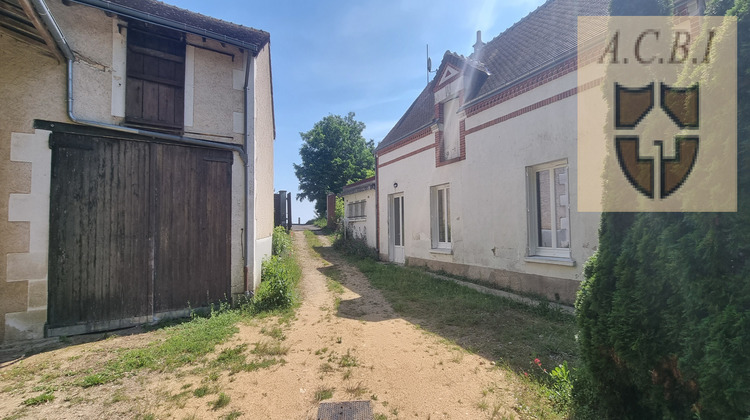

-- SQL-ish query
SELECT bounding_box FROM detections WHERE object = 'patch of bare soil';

[0,230,518,419]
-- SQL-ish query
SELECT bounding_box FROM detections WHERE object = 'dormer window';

[125,23,185,132]
[441,97,461,161]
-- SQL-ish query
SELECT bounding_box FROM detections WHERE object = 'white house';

[375,0,605,304]
[0,0,274,343]
[374,0,708,305]
[341,176,377,249]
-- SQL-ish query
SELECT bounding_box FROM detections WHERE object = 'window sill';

[430,247,453,255]
[524,256,576,267]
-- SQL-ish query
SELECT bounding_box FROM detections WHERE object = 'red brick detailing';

[433,118,467,168]
[459,119,466,158]
[379,143,436,168]
[436,156,463,167]
[376,126,433,157]
[434,130,443,166]
[464,78,603,136]
[465,56,578,117]
[435,102,443,121]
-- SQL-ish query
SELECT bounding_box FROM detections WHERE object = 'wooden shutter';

[125,25,185,131]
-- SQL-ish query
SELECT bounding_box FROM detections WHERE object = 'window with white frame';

[430,184,451,249]
[347,200,366,218]
[527,160,570,258]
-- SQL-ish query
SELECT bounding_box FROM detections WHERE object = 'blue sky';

[164,0,547,222]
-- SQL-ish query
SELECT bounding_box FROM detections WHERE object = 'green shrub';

[573,1,750,418]
[312,217,327,228]
[272,225,292,257]
[332,231,378,260]
[253,255,299,313]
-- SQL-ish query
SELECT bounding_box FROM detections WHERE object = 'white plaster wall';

[377,74,601,283]
[255,236,272,291]
[460,93,599,281]
[379,134,434,166]
[50,1,116,123]
[189,35,245,144]
[253,43,275,241]
[342,188,377,249]
[466,72,579,131]
[251,43,275,290]
[5,130,52,341]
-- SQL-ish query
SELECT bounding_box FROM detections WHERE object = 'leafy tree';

[294,112,374,215]
[575,0,750,418]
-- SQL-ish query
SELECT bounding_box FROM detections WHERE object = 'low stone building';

[1,0,274,343]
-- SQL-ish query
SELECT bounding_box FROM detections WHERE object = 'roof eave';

[70,0,262,54]
[375,120,435,154]
[463,48,578,111]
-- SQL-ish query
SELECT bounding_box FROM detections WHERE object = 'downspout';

[30,0,248,164]
[375,154,380,257]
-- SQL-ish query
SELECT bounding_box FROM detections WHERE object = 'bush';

[333,231,378,260]
[312,217,327,228]
[272,225,292,257]
[573,1,750,418]
[252,255,299,313]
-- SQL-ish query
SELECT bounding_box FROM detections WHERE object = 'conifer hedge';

[574,1,749,418]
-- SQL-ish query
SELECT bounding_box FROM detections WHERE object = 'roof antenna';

[426,44,436,84]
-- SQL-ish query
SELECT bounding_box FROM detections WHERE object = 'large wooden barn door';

[152,144,232,313]
[48,133,232,335]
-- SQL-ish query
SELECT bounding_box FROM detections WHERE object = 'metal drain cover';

[317,400,373,420]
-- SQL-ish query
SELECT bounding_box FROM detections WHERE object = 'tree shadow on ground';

[311,241,579,376]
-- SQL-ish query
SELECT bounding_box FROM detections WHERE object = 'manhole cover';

[317,400,373,420]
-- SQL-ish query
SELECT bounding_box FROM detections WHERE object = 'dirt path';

[215,229,516,419]
[0,229,518,419]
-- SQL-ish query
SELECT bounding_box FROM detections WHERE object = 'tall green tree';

[575,0,750,418]
[294,112,375,215]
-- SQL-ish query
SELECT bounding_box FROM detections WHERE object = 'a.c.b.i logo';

[577,16,736,212]
[614,82,699,199]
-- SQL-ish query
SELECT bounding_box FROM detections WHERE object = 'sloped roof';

[71,0,269,53]
[375,0,609,153]
[376,81,436,152]
[473,0,608,97]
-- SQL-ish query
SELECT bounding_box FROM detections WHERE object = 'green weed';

[22,392,54,406]
[210,392,230,410]
[314,387,334,402]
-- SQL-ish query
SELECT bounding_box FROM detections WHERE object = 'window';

[125,23,186,131]
[527,160,570,258]
[430,184,451,249]
[441,98,461,161]
[347,200,365,218]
